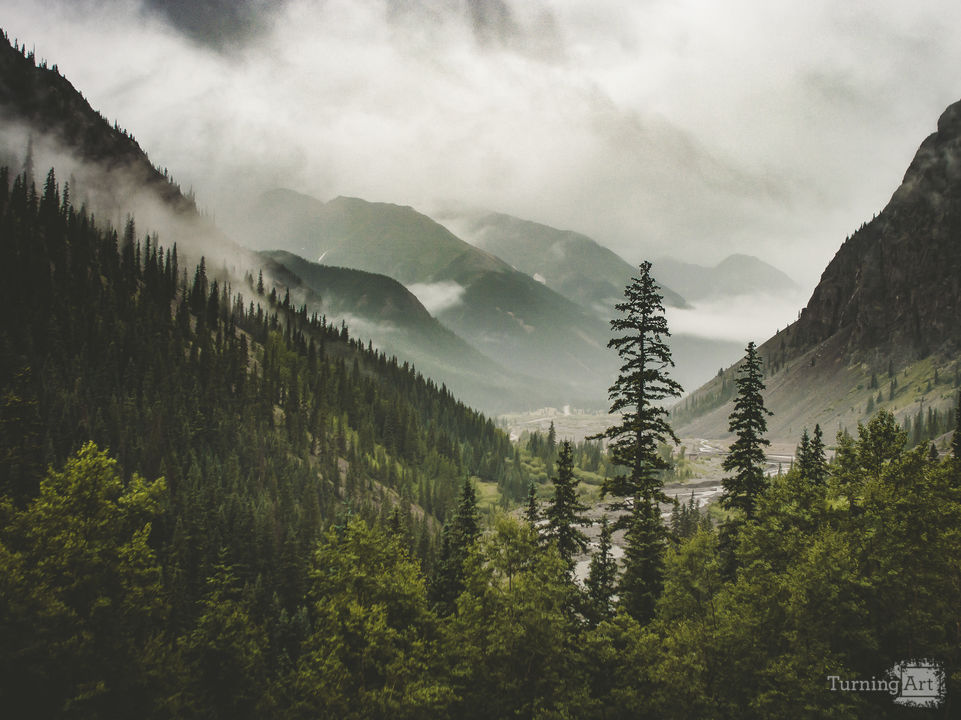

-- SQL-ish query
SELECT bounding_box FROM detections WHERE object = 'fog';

[666,290,809,344]
[407,281,468,315]
[5,0,961,307]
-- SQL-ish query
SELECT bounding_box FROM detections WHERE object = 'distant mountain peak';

[652,253,798,303]
[444,209,689,310]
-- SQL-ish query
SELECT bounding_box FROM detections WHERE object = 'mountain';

[0,36,189,212]
[0,37,550,414]
[232,190,619,407]
[437,209,750,395]
[239,190,508,285]
[675,99,961,443]
[442,211,687,314]
[261,250,548,412]
[0,31,304,298]
[652,254,798,303]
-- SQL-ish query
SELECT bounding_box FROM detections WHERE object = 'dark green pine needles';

[721,341,772,518]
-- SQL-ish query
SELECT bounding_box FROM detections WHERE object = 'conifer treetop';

[721,341,771,517]
[594,261,683,506]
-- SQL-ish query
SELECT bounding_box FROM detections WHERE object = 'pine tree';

[524,480,540,527]
[592,261,681,622]
[809,424,827,485]
[593,261,683,507]
[721,341,771,518]
[619,492,666,623]
[452,476,480,548]
[544,441,589,570]
[431,476,480,614]
[796,428,811,476]
[585,517,617,624]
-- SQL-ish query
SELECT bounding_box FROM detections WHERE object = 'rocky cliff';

[676,99,961,442]
[790,100,961,361]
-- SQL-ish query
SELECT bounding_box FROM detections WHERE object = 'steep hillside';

[652,254,798,302]
[236,189,619,407]
[238,189,509,284]
[676,99,961,444]
[0,31,296,292]
[0,34,189,211]
[262,250,548,412]
[0,35,551,414]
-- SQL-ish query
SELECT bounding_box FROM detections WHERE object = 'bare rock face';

[788,99,961,363]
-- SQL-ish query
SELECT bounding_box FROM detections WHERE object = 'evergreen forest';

[2,165,961,719]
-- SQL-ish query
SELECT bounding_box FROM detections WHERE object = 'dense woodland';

[1,165,961,719]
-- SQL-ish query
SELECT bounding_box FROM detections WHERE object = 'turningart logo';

[827,658,945,709]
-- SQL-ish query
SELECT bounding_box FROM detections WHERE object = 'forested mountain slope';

[3,29,961,720]
[0,162,533,712]
[262,250,545,412]
[0,33,555,413]
[237,189,618,407]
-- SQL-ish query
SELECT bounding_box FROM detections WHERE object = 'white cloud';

[407,281,467,315]
[4,0,961,293]
[666,289,809,344]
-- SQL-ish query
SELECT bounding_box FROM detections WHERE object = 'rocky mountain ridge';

[676,98,961,443]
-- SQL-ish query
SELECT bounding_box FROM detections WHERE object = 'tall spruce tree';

[721,341,771,518]
[593,261,683,507]
[796,428,811,475]
[544,441,589,570]
[593,261,681,622]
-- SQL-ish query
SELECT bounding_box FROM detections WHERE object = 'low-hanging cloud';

[666,288,809,344]
[407,281,467,316]
[5,0,961,293]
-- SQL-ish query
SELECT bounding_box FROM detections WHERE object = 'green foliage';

[796,424,827,485]
[524,479,539,526]
[544,440,589,569]
[585,517,618,625]
[856,409,906,481]
[178,555,270,718]
[594,261,683,507]
[0,443,170,718]
[445,515,583,719]
[619,494,668,623]
[953,391,961,459]
[722,341,771,518]
[430,477,480,615]
[292,519,449,719]
[669,491,710,540]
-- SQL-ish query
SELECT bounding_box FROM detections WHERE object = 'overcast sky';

[6,0,961,295]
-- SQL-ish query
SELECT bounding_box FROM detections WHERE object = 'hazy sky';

[6,0,961,295]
